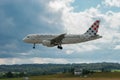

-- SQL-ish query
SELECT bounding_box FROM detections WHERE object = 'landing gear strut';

[33,43,35,49]
[57,45,63,50]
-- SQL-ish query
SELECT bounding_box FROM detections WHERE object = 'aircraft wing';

[51,33,66,45]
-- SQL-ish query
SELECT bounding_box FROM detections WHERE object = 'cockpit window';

[27,36,30,38]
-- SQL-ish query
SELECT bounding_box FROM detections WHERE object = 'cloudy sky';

[0,0,120,64]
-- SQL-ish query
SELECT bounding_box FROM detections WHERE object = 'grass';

[0,78,23,80]
[111,69,120,72]
[90,72,120,78]
[0,72,120,80]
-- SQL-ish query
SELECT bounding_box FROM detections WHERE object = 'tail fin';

[85,20,100,37]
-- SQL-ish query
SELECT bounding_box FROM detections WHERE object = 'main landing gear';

[57,45,63,50]
[33,43,35,49]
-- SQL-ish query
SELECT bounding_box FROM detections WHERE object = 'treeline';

[0,62,120,77]
[0,71,26,78]
[0,64,72,77]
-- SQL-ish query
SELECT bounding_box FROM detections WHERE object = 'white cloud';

[49,0,74,13]
[32,57,68,64]
[114,45,120,50]
[104,11,120,29]
[65,49,74,54]
[103,0,120,7]
[48,0,104,53]
[0,59,6,64]
[64,43,100,54]
[48,0,120,53]
[1,0,120,64]
[98,12,120,46]
[0,58,69,64]
[0,58,24,64]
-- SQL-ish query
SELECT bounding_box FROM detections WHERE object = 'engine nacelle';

[42,40,53,47]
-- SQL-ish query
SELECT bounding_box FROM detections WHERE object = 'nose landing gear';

[33,43,35,49]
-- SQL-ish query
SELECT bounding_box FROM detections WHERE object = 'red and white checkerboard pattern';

[85,20,100,36]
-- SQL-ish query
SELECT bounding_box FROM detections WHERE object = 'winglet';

[85,20,100,36]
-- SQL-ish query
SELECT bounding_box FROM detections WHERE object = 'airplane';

[23,20,102,49]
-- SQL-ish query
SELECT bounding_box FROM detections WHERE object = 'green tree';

[6,71,13,78]
[19,72,25,77]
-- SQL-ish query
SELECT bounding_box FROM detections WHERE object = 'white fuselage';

[23,20,102,49]
[23,34,101,47]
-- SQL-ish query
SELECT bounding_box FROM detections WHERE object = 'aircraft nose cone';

[23,38,27,42]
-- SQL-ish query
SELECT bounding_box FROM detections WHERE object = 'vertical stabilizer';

[85,20,100,37]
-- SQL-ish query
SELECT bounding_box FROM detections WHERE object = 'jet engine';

[42,40,52,47]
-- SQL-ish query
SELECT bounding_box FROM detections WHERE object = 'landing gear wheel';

[33,46,35,49]
[33,43,35,49]
[57,46,63,50]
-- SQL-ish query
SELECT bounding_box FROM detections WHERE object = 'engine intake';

[42,40,53,47]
